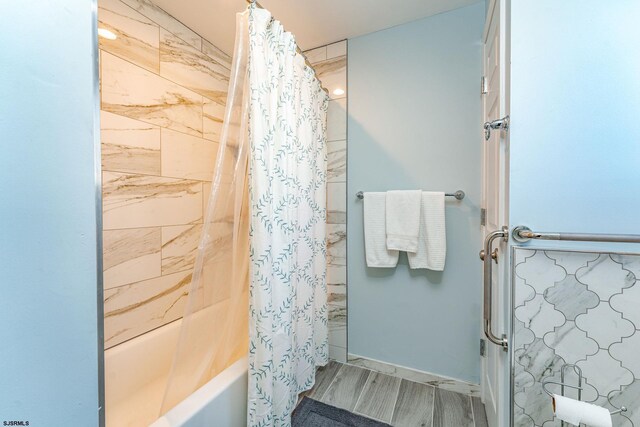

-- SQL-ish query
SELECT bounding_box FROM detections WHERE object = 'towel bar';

[513,226,640,244]
[356,190,465,200]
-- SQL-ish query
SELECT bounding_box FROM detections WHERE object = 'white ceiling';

[152,0,482,55]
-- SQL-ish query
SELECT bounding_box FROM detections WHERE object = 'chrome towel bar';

[356,190,465,200]
[513,226,640,244]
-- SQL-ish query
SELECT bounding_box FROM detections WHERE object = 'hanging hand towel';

[385,190,422,253]
[408,192,446,271]
[364,192,399,268]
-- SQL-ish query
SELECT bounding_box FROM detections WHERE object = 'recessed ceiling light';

[333,88,345,96]
[98,28,117,40]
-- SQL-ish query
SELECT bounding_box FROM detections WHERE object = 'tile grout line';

[157,18,161,75]
[354,373,405,424]
[100,50,227,137]
[350,368,373,413]
[351,371,393,425]
[431,387,437,427]
[387,377,403,425]
[105,312,182,350]
[100,47,224,104]
[101,108,221,145]
[201,64,205,155]
[100,45,343,148]
[470,395,476,427]
[317,363,345,402]
[103,166,213,183]
[103,222,205,233]
[159,114,163,184]
[104,268,192,293]
[145,37,231,102]
[113,0,231,71]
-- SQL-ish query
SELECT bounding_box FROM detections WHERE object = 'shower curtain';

[161,4,329,426]
[247,6,329,426]
[160,8,251,414]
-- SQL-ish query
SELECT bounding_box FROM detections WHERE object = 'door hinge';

[480,338,487,356]
[481,76,488,95]
[480,208,487,226]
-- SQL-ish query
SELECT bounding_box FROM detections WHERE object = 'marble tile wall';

[99,0,231,349]
[305,41,348,362]
[513,248,640,426]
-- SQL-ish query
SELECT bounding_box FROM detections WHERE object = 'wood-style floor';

[301,361,488,427]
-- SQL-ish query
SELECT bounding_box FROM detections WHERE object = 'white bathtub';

[105,319,248,427]
[151,357,247,427]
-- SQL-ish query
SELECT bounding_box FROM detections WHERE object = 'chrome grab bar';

[483,226,509,351]
[513,226,640,244]
[483,225,640,353]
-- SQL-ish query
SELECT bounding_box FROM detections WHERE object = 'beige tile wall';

[99,0,231,349]
[305,41,348,362]
[100,0,347,354]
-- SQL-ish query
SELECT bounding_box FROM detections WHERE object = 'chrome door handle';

[483,226,509,351]
[484,115,510,140]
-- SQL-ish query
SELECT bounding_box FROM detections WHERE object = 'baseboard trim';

[347,353,480,397]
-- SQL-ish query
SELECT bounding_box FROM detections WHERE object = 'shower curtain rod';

[245,0,329,94]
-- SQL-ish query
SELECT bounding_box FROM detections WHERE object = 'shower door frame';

[481,0,511,426]
[92,0,106,424]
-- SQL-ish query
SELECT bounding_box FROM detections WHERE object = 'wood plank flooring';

[302,361,488,427]
[306,360,342,400]
[433,388,474,427]
[392,379,435,427]
[471,397,489,427]
[321,363,371,411]
[354,371,402,423]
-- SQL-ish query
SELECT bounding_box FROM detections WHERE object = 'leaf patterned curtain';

[247,5,329,426]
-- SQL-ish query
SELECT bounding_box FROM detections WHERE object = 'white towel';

[408,192,446,271]
[385,190,422,252]
[364,192,399,268]
[552,395,612,427]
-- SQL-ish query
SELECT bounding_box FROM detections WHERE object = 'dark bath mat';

[292,397,392,427]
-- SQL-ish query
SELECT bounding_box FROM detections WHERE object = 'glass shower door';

[511,247,639,426]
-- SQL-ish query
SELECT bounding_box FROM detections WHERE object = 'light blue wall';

[510,1,640,245]
[347,2,485,383]
[0,0,103,424]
